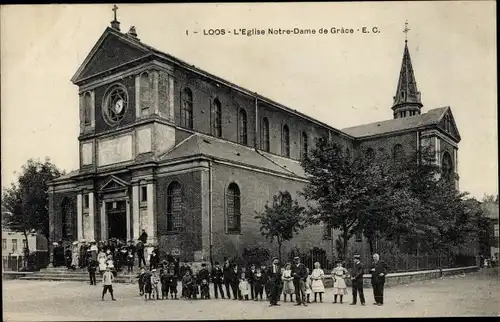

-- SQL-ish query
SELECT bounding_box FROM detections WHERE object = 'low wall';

[323,266,479,288]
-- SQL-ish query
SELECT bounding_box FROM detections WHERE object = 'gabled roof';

[159,134,306,179]
[341,107,449,138]
[71,27,350,139]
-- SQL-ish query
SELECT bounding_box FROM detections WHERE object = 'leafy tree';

[242,246,270,266]
[2,158,64,251]
[255,191,305,262]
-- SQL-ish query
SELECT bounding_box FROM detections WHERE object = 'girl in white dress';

[311,262,325,302]
[281,263,295,302]
[238,273,250,300]
[70,242,79,269]
[97,250,107,275]
[332,261,348,304]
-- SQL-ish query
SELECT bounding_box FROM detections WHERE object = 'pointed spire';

[391,21,422,119]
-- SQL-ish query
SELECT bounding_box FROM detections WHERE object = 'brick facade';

[47,24,464,264]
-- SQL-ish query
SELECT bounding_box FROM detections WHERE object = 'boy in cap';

[198,263,210,299]
[161,266,170,300]
[211,261,225,299]
[101,266,116,301]
[167,263,179,299]
[136,267,146,296]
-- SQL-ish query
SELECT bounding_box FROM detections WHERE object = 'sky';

[1,2,497,199]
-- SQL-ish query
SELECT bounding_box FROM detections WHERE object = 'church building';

[48,13,461,262]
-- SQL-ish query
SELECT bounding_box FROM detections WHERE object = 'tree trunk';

[278,240,282,264]
[342,230,348,260]
[22,230,30,269]
[368,238,374,255]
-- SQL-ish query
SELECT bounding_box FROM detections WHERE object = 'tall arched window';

[212,98,222,138]
[442,152,454,182]
[140,72,151,114]
[239,109,248,145]
[393,144,404,162]
[366,148,375,159]
[282,124,290,157]
[261,117,270,152]
[181,88,193,129]
[300,131,308,159]
[61,198,76,240]
[226,183,241,233]
[83,92,92,125]
[167,181,184,232]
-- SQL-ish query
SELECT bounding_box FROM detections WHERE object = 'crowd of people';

[51,232,389,306]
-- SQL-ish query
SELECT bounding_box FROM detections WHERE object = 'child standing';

[136,267,145,296]
[305,267,312,303]
[238,272,250,300]
[281,263,295,302]
[311,262,325,303]
[253,267,265,301]
[191,274,199,300]
[151,269,161,300]
[101,266,116,301]
[143,269,153,300]
[126,250,134,274]
[332,261,348,304]
[182,271,193,299]
[161,269,170,300]
[167,264,179,299]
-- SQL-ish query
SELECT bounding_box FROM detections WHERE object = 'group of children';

[133,259,350,304]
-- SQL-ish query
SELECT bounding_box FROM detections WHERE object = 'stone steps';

[19,267,140,283]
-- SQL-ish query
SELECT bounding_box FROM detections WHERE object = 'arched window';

[83,92,92,125]
[226,183,241,233]
[442,152,454,182]
[167,182,184,232]
[261,117,270,152]
[212,98,222,138]
[61,198,76,240]
[282,124,290,157]
[366,148,375,159]
[300,131,308,159]
[140,73,151,114]
[393,144,404,162]
[239,109,248,145]
[181,88,193,129]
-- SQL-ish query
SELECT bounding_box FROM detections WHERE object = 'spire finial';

[403,20,410,43]
[112,5,119,21]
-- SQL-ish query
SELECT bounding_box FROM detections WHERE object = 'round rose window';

[103,85,128,125]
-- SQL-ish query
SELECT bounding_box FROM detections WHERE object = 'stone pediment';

[100,175,129,192]
[71,28,151,84]
[438,107,461,142]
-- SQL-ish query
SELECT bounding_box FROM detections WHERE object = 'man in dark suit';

[292,256,308,306]
[370,253,389,306]
[222,257,233,299]
[350,254,366,306]
[211,261,225,299]
[247,264,257,300]
[268,257,282,307]
[230,264,240,300]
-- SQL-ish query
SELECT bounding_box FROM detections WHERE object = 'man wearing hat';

[52,242,59,267]
[79,239,88,268]
[267,257,282,306]
[292,256,308,306]
[222,257,233,299]
[211,261,225,299]
[350,254,366,306]
[370,253,388,306]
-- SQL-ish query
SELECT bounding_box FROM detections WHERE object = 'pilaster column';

[126,198,131,241]
[100,201,107,241]
[135,75,141,119]
[153,71,159,115]
[132,184,140,240]
[168,76,175,121]
[87,192,95,241]
[147,182,156,244]
[77,194,83,242]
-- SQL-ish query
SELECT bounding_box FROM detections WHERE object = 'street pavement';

[3,268,499,320]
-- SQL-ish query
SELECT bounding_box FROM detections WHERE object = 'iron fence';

[2,251,49,272]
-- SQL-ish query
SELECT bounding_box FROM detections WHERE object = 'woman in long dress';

[70,241,79,270]
[97,249,107,275]
[311,262,325,302]
[332,261,348,304]
[281,263,295,302]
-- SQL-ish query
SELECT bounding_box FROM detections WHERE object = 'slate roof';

[341,107,448,138]
[52,169,80,182]
[159,134,306,179]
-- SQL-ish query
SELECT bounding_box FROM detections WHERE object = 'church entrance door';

[106,200,127,241]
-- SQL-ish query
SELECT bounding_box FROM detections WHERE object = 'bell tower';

[391,21,423,119]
